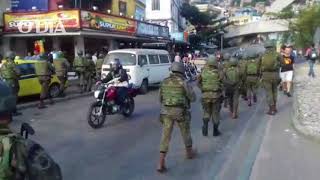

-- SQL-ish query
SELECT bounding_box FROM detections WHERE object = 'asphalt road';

[10,85,320,180]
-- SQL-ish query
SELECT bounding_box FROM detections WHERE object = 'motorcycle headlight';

[94,91,100,98]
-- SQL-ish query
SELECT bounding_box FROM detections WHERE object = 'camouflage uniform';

[85,54,95,92]
[260,42,281,115]
[157,62,196,173]
[53,52,70,96]
[245,55,261,106]
[95,55,104,80]
[198,57,223,136]
[238,57,248,100]
[73,52,88,93]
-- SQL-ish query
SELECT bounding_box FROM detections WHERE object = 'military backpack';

[0,63,17,80]
[0,134,15,180]
[224,66,240,87]
[261,51,278,72]
[95,59,104,72]
[201,67,221,92]
[246,59,258,75]
[161,75,187,107]
[35,61,51,76]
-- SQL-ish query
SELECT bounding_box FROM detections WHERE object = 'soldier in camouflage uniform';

[238,54,248,101]
[157,62,196,173]
[95,53,105,80]
[223,57,242,119]
[53,51,70,97]
[222,52,231,108]
[0,52,21,116]
[198,56,223,137]
[245,53,261,106]
[35,54,55,109]
[260,41,281,115]
[73,51,88,93]
[85,53,95,92]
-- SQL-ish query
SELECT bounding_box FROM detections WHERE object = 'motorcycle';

[87,78,139,129]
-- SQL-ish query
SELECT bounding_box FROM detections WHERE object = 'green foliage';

[290,5,320,48]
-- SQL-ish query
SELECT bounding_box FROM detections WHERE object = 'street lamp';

[107,9,111,14]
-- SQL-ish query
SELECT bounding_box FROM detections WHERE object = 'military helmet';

[229,57,238,66]
[223,52,231,61]
[6,51,16,61]
[170,62,185,74]
[264,41,275,48]
[0,80,17,115]
[207,55,218,67]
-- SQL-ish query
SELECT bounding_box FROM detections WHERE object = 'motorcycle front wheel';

[88,101,106,129]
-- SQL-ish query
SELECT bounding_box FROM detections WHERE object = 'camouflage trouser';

[159,112,193,153]
[77,72,87,91]
[39,77,51,100]
[202,98,221,125]
[57,76,67,94]
[240,80,247,98]
[262,79,278,106]
[225,88,239,113]
[85,72,94,92]
[246,76,259,97]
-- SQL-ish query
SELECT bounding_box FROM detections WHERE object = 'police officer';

[85,53,95,92]
[246,53,261,106]
[53,51,70,97]
[95,53,105,80]
[223,57,242,119]
[157,62,196,173]
[0,80,27,179]
[260,41,281,115]
[35,54,55,109]
[198,56,223,136]
[73,51,88,93]
[0,51,21,116]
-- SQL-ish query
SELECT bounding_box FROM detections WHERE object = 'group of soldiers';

[0,50,106,110]
[157,41,281,172]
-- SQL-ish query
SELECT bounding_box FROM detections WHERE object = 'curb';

[17,92,92,110]
[292,64,320,142]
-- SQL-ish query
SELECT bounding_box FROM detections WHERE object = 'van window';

[104,53,136,66]
[159,55,170,64]
[148,55,160,64]
[138,55,148,66]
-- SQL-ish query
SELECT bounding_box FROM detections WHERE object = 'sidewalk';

[17,80,92,110]
[250,85,320,180]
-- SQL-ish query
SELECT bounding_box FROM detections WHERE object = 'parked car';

[15,60,62,98]
[101,49,171,94]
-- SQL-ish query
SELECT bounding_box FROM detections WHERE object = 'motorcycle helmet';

[109,58,122,72]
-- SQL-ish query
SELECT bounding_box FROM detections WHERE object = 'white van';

[101,49,172,94]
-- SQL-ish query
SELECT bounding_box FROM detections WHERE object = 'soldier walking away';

[53,51,70,97]
[0,51,21,116]
[35,54,55,109]
[85,53,95,92]
[157,62,196,173]
[238,54,248,101]
[245,53,261,106]
[223,57,242,119]
[198,56,223,136]
[95,53,105,80]
[73,51,88,93]
[221,52,231,108]
[260,41,281,115]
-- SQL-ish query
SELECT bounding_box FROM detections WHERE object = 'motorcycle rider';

[101,59,129,105]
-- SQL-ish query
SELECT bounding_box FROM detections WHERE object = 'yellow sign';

[4,10,80,33]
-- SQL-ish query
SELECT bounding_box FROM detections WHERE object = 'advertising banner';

[137,22,159,37]
[11,0,49,11]
[81,11,136,34]
[4,10,80,33]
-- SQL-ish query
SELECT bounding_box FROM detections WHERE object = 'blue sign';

[11,0,49,11]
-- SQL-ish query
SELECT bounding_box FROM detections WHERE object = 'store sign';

[11,0,49,11]
[137,22,159,36]
[159,26,169,38]
[171,32,189,42]
[4,10,80,33]
[81,11,136,34]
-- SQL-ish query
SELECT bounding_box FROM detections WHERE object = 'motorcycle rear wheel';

[122,97,135,117]
[88,101,106,129]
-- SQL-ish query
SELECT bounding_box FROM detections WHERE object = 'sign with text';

[137,22,159,37]
[4,10,80,33]
[11,0,49,11]
[81,11,136,34]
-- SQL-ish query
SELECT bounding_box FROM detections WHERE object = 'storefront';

[2,9,170,62]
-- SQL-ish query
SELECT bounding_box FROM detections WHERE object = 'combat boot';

[186,147,196,159]
[38,99,47,109]
[213,124,221,136]
[267,106,274,115]
[157,152,167,173]
[202,120,208,137]
[253,95,257,103]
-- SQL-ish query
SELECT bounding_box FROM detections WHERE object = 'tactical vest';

[161,75,187,107]
[96,59,104,72]
[261,50,278,72]
[0,62,16,80]
[74,57,87,72]
[53,58,67,76]
[246,59,258,75]
[35,61,50,76]
[201,67,221,92]
[225,66,240,86]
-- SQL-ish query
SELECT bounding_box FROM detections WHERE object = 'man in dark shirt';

[280,46,295,97]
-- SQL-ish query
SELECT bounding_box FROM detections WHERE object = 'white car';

[101,49,171,94]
